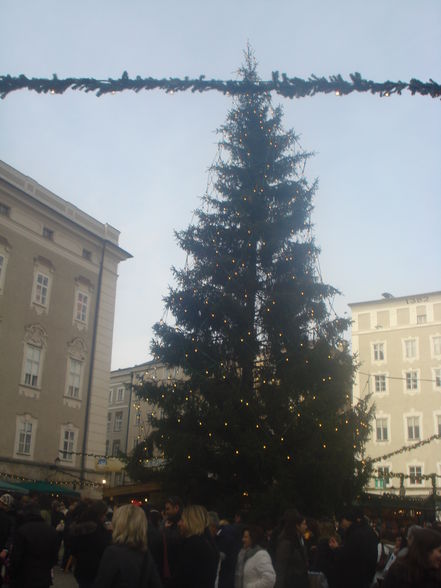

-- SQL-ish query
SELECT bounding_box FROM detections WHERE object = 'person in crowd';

[310,518,340,588]
[377,533,407,583]
[142,504,164,580]
[93,503,162,588]
[209,513,242,588]
[328,507,378,588]
[9,503,59,588]
[0,494,16,586]
[382,527,441,588]
[235,524,276,588]
[70,500,112,588]
[61,498,81,570]
[273,509,309,588]
[50,499,66,559]
[162,496,183,585]
[170,504,219,588]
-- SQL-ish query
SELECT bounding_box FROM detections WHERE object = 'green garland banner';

[368,433,441,464]
[0,71,440,100]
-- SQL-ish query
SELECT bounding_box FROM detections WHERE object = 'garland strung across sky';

[0,71,440,100]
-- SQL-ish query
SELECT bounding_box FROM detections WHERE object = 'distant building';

[107,360,184,487]
[0,161,131,494]
[350,291,441,498]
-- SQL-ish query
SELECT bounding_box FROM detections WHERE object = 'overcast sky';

[1,0,440,370]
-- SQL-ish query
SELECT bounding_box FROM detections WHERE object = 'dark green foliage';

[127,51,372,517]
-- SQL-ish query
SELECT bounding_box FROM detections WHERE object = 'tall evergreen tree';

[129,51,371,517]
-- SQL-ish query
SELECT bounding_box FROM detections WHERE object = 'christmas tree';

[129,50,372,517]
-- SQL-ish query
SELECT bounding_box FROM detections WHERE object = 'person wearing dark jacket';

[382,527,441,588]
[9,504,59,588]
[93,503,162,588]
[170,504,219,588]
[329,508,378,588]
[274,509,309,588]
[70,500,111,588]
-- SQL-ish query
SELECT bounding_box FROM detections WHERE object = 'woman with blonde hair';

[170,504,219,587]
[93,504,162,587]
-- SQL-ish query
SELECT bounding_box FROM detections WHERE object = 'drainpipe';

[123,371,134,484]
[80,241,107,486]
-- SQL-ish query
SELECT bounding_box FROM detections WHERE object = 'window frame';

[374,374,387,394]
[14,414,38,459]
[375,417,389,442]
[408,464,424,487]
[403,338,418,360]
[59,424,78,464]
[114,411,123,432]
[406,415,421,442]
[372,342,385,362]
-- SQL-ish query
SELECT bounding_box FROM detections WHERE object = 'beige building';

[350,291,441,498]
[0,160,131,493]
[107,360,182,487]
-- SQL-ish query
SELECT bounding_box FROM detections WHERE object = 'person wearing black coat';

[93,504,162,588]
[169,504,219,588]
[70,500,111,588]
[329,508,378,588]
[9,504,59,588]
[274,509,309,588]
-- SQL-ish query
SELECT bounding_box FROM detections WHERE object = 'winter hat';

[0,493,14,508]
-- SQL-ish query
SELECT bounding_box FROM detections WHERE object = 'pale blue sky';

[1,0,440,369]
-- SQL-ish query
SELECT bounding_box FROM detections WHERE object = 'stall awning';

[0,479,29,495]
[18,481,80,497]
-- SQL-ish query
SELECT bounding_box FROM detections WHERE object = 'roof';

[349,290,441,308]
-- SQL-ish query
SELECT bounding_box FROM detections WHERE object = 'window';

[21,325,47,395]
[42,227,54,240]
[375,466,390,489]
[82,249,92,261]
[75,291,89,323]
[409,465,423,485]
[404,339,417,359]
[373,343,385,361]
[114,411,123,432]
[114,472,123,486]
[434,368,441,389]
[437,415,441,436]
[0,252,8,294]
[59,425,78,463]
[0,203,10,216]
[66,358,82,399]
[61,430,75,461]
[376,418,388,442]
[23,345,41,387]
[405,371,418,391]
[112,439,120,456]
[407,416,421,441]
[116,387,124,402]
[17,421,33,455]
[14,414,37,458]
[33,272,50,306]
[433,337,441,356]
[416,313,427,324]
[105,440,110,455]
[108,390,113,404]
[107,412,112,432]
[374,375,387,393]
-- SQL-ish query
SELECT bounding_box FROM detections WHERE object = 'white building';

[350,291,441,499]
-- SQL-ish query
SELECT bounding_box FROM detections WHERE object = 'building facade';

[0,160,131,493]
[350,291,441,498]
[107,360,183,487]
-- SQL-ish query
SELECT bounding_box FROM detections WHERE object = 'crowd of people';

[0,490,440,588]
